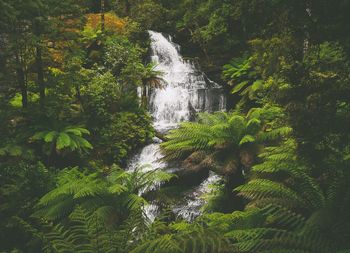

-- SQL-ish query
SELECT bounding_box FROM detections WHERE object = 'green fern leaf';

[240,135,255,146]
[44,131,58,142]
[56,133,72,150]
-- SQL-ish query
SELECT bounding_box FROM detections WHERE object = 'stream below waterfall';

[128,31,225,221]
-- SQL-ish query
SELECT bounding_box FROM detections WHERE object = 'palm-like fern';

[136,139,350,253]
[236,139,325,212]
[31,126,92,155]
[131,208,266,253]
[140,62,165,107]
[231,140,350,252]
[141,62,165,89]
[130,221,232,253]
[33,166,174,224]
[161,106,291,176]
[45,206,234,253]
[43,206,148,253]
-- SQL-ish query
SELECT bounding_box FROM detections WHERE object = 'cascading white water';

[128,31,225,221]
[172,172,221,221]
[148,31,225,131]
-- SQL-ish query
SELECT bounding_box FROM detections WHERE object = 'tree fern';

[131,222,232,253]
[231,139,350,252]
[34,166,174,224]
[41,203,154,253]
[161,105,290,175]
[237,140,325,212]
[136,138,350,253]
[31,126,92,155]
[43,206,118,253]
[140,62,165,107]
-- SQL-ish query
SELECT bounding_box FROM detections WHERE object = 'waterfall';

[148,31,225,131]
[128,31,225,221]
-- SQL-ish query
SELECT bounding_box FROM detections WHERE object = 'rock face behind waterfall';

[128,31,225,221]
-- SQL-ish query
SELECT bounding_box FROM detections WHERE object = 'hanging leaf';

[44,131,58,142]
[231,81,249,94]
[239,135,255,146]
[56,133,72,150]
[246,118,261,135]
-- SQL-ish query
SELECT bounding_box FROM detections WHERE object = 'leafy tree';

[79,70,154,164]
[0,0,38,108]
[103,35,145,90]
[81,71,122,122]
[129,0,168,30]
[94,111,154,165]
[31,126,92,155]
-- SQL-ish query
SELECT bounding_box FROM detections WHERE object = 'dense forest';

[0,0,350,252]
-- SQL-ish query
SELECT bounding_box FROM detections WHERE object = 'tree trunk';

[15,53,27,108]
[224,171,245,212]
[36,45,45,105]
[141,84,148,108]
[303,0,312,56]
[101,0,105,32]
[75,84,83,105]
[125,0,131,15]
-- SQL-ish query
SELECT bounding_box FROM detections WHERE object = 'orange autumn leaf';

[86,12,126,33]
[49,48,64,64]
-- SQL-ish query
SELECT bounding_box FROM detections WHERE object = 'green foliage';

[229,140,350,253]
[223,56,251,81]
[0,162,54,252]
[237,140,325,211]
[93,111,154,164]
[222,56,265,108]
[81,71,122,121]
[32,126,92,155]
[135,139,350,253]
[1,0,350,252]
[0,0,156,251]
[0,144,34,160]
[43,206,147,253]
[78,36,155,165]
[129,0,168,30]
[178,0,239,58]
[103,35,145,88]
[140,62,165,107]
[34,166,174,222]
[162,106,290,175]
[141,62,165,89]
[131,221,231,253]
[246,37,350,168]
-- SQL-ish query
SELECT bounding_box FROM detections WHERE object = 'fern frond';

[236,179,307,208]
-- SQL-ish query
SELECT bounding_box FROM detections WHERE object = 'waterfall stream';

[128,31,225,221]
